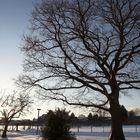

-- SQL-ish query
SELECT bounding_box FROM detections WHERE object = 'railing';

[71,125,140,133]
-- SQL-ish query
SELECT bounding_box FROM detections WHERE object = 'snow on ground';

[74,126,140,140]
[0,125,139,140]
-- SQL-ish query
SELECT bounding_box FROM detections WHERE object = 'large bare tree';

[0,92,32,138]
[18,0,140,139]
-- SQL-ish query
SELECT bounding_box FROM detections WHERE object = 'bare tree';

[17,0,140,140]
[0,92,32,138]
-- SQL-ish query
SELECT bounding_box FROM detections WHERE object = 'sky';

[0,0,35,90]
[0,0,139,119]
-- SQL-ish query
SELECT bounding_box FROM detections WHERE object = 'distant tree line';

[87,108,140,125]
[39,108,140,127]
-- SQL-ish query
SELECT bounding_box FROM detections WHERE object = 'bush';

[41,109,76,140]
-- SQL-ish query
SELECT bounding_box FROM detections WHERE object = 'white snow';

[0,125,139,140]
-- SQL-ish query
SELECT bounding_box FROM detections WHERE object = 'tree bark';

[109,101,125,140]
[2,122,9,138]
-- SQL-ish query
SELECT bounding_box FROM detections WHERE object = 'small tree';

[41,109,76,140]
[0,92,32,138]
[93,114,99,122]
[70,112,76,126]
[88,113,93,122]
[70,113,76,121]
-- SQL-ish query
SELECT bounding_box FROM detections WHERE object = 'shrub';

[41,109,76,140]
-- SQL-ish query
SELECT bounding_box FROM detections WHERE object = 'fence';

[71,125,140,133]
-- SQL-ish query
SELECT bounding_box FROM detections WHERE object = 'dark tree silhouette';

[0,92,32,138]
[129,108,140,118]
[41,109,76,140]
[17,0,140,139]
[88,113,93,122]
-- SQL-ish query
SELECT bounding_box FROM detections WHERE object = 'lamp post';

[36,108,41,135]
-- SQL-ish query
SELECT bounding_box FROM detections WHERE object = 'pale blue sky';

[0,0,36,90]
[0,0,139,119]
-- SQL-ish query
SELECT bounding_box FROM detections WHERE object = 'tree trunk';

[109,102,125,140]
[2,122,9,138]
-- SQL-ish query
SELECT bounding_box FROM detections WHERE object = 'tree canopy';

[18,0,140,110]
